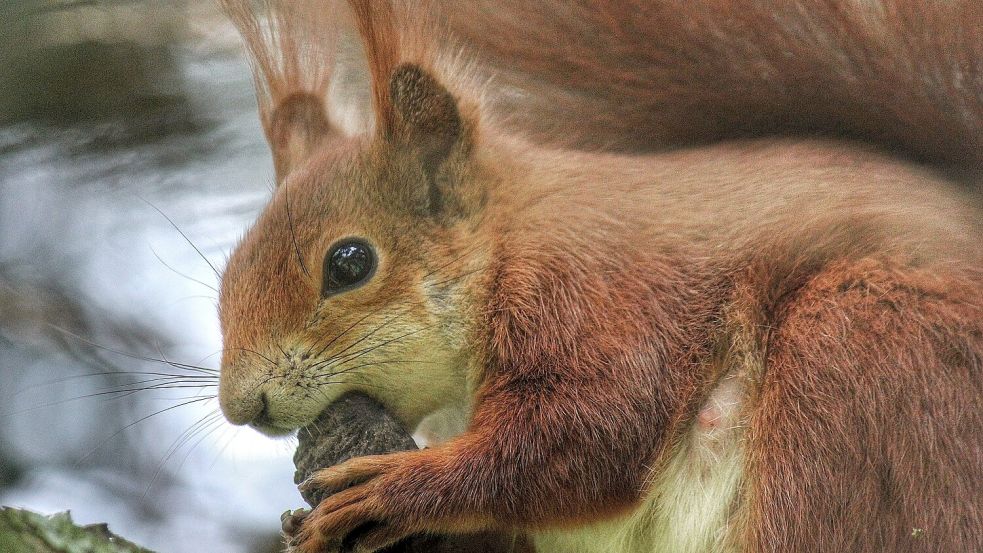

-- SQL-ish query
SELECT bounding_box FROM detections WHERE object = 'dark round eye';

[322,238,377,297]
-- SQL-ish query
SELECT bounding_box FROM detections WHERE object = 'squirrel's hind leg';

[745,258,983,552]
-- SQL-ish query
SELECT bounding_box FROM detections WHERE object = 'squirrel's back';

[439,0,982,180]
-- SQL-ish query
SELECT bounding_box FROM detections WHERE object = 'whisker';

[151,410,222,473]
[195,347,278,368]
[274,341,291,360]
[420,242,485,281]
[141,197,221,279]
[169,294,220,305]
[236,347,278,366]
[143,393,219,402]
[145,409,224,496]
[427,265,488,288]
[314,258,475,361]
[313,359,439,382]
[312,324,434,373]
[148,244,219,293]
[15,370,217,394]
[311,307,410,363]
[74,395,217,466]
[176,416,228,473]
[45,323,219,374]
[4,383,216,416]
[309,377,396,400]
[210,427,241,470]
[303,301,390,358]
[302,288,445,362]
[87,379,218,397]
[97,381,218,393]
[170,411,225,470]
[155,339,223,377]
[284,179,313,282]
[89,384,218,401]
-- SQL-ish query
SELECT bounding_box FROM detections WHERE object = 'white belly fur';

[532,373,746,553]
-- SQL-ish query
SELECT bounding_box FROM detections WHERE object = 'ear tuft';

[222,0,341,182]
[389,64,463,171]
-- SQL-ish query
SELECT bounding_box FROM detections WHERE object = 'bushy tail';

[439,0,982,180]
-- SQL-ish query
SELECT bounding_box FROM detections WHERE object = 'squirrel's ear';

[387,64,479,218]
[268,93,334,181]
[389,64,463,173]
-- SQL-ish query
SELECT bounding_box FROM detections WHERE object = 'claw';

[281,508,310,536]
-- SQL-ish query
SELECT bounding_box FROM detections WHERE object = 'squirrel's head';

[218,4,494,435]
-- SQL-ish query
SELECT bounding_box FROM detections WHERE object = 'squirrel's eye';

[322,238,377,297]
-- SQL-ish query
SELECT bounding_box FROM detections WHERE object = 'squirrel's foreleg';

[291,371,659,551]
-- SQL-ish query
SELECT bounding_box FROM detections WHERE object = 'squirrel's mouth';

[249,421,298,437]
[247,394,311,437]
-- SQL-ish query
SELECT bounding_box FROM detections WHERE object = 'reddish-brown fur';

[747,260,983,551]
[440,0,983,178]
[217,1,983,552]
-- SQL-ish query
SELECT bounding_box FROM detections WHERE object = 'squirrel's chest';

[531,372,748,553]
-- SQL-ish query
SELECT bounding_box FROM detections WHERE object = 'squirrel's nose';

[219,378,266,426]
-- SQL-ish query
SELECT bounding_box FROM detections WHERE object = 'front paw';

[281,508,310,538]
[290,453,421,553]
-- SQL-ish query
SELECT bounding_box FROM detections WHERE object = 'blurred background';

[0,1,298,551]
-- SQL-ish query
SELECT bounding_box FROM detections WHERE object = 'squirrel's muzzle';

[218,367,266,426]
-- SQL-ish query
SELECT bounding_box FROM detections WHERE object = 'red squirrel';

[217,1,982,552]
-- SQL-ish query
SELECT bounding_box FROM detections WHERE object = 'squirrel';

[216,1,982,552]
